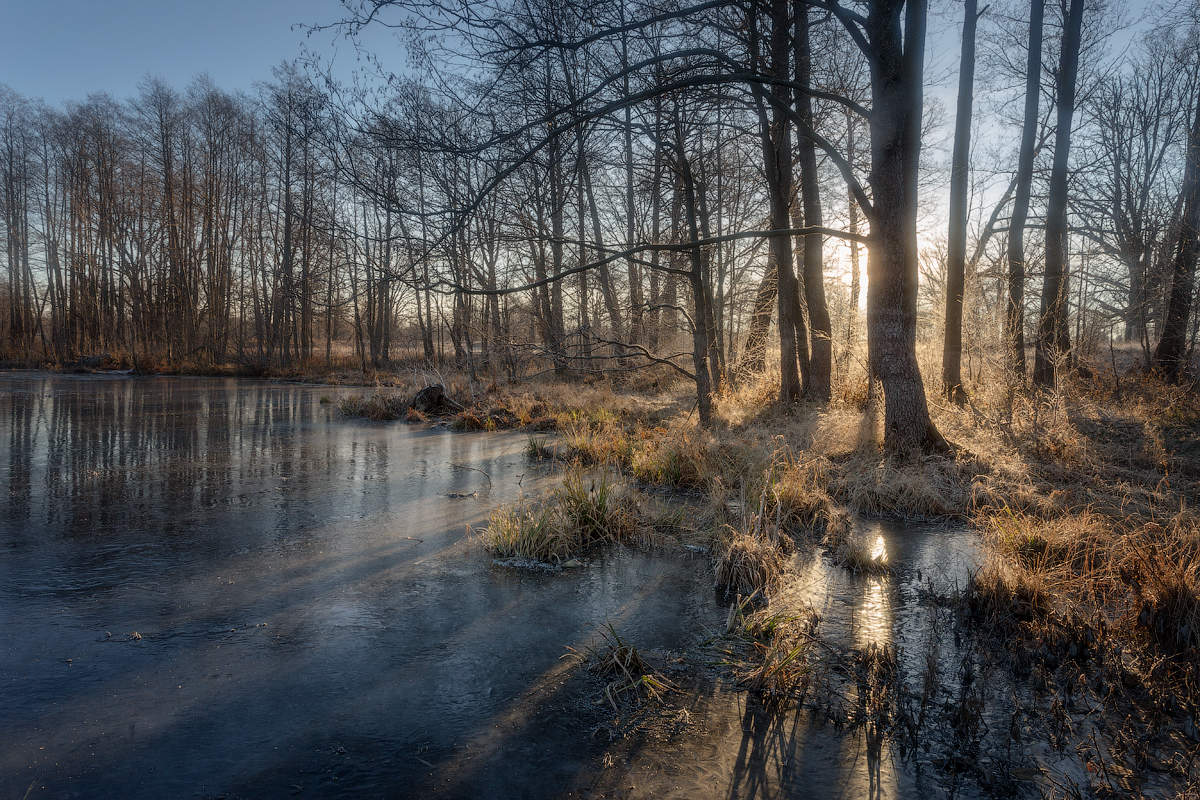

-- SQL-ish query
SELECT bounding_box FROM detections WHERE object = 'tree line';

[1,0,1198,451]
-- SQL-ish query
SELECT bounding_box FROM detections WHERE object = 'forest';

[0,0,1196,444]
[3,0,1200,794]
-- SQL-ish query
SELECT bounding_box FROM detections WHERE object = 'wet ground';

[2,373,1003,799]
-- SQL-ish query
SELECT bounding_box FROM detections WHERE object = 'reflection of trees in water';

[1,378,348,540]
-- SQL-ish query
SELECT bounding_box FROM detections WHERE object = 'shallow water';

[1,373,1000,799]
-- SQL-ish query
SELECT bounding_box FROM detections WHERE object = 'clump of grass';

[557,412,633,465]
[758,442,845,535]
[830,451,970,519]
[478,503,566,563]
[581,625,676,710]
[525,436,555,460]
[631,425,716,489]
[337,392,408,421]
[479,471,638,565]
[714,528,786,599]
[1122,529,1200,654]
[738,605,820,708]
[451,405,519,431]
[555,470,638,549]
[964,562,1053,629]
[981,507,1099,571]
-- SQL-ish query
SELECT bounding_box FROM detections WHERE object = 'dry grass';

[737,603,820,708]
[578,625,677,710]
[479,503,567,563]
[630,424,720,489]
[713,527,787,599]
[329,370,685,435]
[757,443,843,534]
[1124,531,1200,654]
[479,470,639,565]
[337,392,409,421]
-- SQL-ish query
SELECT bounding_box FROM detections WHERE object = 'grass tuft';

[479,471,638,565]
[714,529,786,598]
[737,605,820,708]
[580,625,676,710]
[478,503,566,564]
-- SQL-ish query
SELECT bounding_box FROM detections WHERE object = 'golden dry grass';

[714,525,788,599]
[478,470,640,564]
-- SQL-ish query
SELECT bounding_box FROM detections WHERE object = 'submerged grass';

[737,604,820,709]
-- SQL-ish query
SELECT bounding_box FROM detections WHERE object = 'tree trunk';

[1154,87,1200,380]
[1005,0,1044,380]
[865,0,947,452]
[757,0,802,402]
[941,0,978,405]
[1033,0,1084,388]
[794,1,831,400]
[675,126,714,426]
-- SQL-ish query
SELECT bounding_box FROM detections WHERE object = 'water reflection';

[0,373,720,799]
[0,373,988,799]
[710,519,985,798]
[855,578,892,648]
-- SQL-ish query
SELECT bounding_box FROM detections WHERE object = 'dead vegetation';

[383,355,1199,791]
[334,369,685,436]
[336,392,409,421]
[714,530,787,599]
[478,470,640,566]
[572,625,677,711]
[735,603,821,709]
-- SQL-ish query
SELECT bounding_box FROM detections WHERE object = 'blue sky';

[0,0,374,103]
[1,0,1161,108]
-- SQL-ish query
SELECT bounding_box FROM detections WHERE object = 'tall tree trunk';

[621,29,643,345]
[941,0,978,404]
[548,128,567,374]
[865,0,947,452]
[756,0,803,402]
[1033,0,1084,388]
[674,121,714,426]
[794,1,831,400]
[845,110,862,365]
[1154,88,1200,380]
[1005,0,1044,380]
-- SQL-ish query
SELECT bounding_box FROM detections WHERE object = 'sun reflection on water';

[855,578,892,648]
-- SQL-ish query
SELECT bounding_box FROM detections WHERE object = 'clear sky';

[0,0,368,104]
